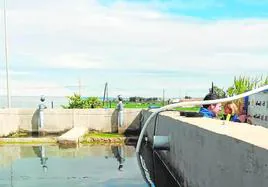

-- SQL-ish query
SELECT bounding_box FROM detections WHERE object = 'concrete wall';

[0,109,20,136]
[0,109,141,136]
[143,110,268,187]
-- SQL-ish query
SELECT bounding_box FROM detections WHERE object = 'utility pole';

[4,0,11,108]
[78,78,81,96]
[103,82,108,107]
[162,89,165,106]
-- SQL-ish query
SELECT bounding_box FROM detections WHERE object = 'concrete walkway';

[57,127,88,144]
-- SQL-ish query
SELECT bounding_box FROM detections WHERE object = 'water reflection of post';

[40,146,48,172]
[32,146,48,172]
[10,161,13,187]
[111,145,125,171]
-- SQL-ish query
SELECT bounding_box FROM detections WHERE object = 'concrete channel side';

[0,109,142,136]
[143,110,268,187]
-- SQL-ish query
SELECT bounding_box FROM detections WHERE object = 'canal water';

[0,144,179,187]
[0,144,146,187]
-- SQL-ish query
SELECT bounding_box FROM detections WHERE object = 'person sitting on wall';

[221,102,241,122]
[199,92,222,118]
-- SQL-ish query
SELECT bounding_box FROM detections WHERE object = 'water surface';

[0,144,146,187]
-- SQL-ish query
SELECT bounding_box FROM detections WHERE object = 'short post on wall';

[38,95,47,135]
[153,135,170,151]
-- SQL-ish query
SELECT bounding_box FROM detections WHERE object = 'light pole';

[4,0,11,108]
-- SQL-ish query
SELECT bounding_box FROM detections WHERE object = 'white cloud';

[0,0,267,97]
[0,70,29,75]
[0,78,73,96]
[1,1,267,71]
[45,53,103,69]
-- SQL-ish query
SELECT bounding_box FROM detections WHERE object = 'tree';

[63,93,103,109]
[212,85,226,98]
[85,97,102,108]
[63,93,85,109]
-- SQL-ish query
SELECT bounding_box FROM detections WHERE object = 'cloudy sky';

[0,0,267,98]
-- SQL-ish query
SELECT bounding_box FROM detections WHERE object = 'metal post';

[162,89,165,106]
[4,0,11,108]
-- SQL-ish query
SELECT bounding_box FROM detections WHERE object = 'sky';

[0,0,267,98]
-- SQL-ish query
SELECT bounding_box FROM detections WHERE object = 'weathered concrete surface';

[0,109,141,136]
[57,127,88,144]
[143,110,268,187]
[0,109,19,136]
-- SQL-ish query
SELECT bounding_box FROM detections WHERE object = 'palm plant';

[226,76,262,96]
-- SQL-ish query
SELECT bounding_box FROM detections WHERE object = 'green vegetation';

[211,85,226,98]
[83,132,124,139]
[63,93,164,109]
[62,94,199,110]
[62,75,267,110]
[62,93,103,109]
[80,131,125,144]
[6,131,29,138]
[175,107,200,112]
[117,102,161,109]
[227,75,268,96]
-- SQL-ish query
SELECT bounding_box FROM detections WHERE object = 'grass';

[4,131,29,138]
[103,101,200,110]
[175,107,200,112]
[80,131,125,144]
[104,102,162,109]
[83,132,124,139]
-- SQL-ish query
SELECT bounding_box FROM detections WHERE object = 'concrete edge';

[0,137,127,144]
[0,137,57,144]
[79,137,126,143]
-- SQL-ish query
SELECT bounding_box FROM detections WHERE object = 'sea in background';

[0,96,118,109]
[0,96,69,109]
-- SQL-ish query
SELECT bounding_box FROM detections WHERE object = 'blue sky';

[99,0,268,19]
[0,0,267,98]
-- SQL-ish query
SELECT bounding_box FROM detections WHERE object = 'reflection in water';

[32,146,48,173]
[0,143,179,186]
[105,145,125,171]
[0,144,147,186]
[111,146,125,171]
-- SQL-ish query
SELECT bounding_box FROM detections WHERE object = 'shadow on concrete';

[124,111,142,136]
[111,109,118,133]
[31,109,39,134]
[124,110,143,146]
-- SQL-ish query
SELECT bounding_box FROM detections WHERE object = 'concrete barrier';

[0,109,142,136]
[143,110,268,187]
